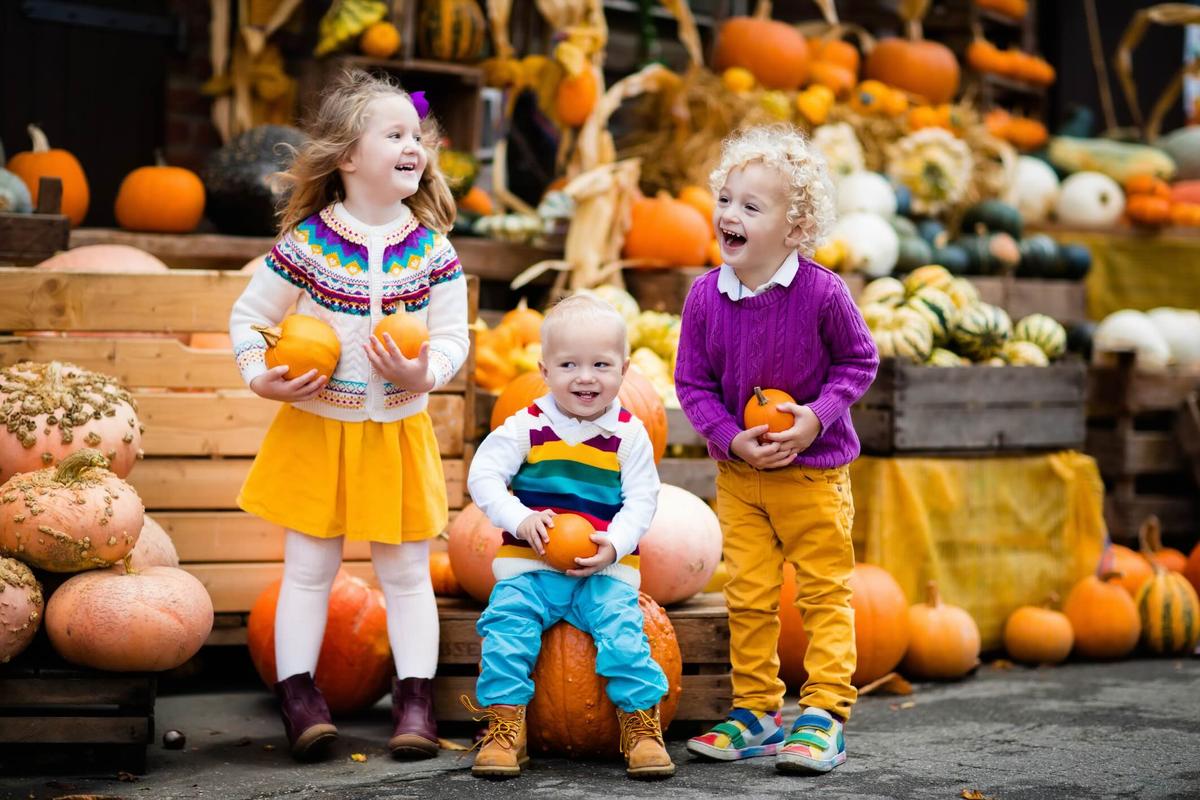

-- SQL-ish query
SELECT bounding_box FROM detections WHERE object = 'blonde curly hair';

[708,124,836,257]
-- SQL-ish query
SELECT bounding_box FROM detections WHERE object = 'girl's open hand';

[249,365,328,403]
[365,334,435,393]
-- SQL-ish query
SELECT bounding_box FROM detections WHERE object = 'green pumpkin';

[960,200,1023,239]
[917,218,948,248]
[931,243,970,275]
[202,124,307,235]
[1016,234,1060,278]
[0,139,32,214]
[417,0,486,62]
[953,303,1012,361]
[957,232,1021,276]
[889,215,919,239]
[1058,243,1092,280]
[894,235,933,274]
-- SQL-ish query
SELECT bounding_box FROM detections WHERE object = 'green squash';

[1016,234,1060,278]
[417,0,486,62]
[956,232,1021,276]
[917,218,948,248]
[1057,243,1092,281]
[1158,126,1200,181]
[931,243,970,275]
[202,124,307,235]
[0,139,32,214]
[889,215,919,239]
[953,302,1012,361]
[1066,320,1096,359]
[894,235,933,274]
[960,200,1023,240]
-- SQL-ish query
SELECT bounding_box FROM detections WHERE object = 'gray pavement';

[2,657,1198,800]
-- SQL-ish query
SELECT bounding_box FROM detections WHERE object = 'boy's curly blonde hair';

[708,124,836,257]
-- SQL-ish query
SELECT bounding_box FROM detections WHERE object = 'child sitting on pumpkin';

[464,293,673,780]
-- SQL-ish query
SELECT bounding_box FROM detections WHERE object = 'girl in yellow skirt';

[228,69,468,762]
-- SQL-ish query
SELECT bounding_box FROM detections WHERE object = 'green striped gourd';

[417,0,486,61]
[859,302,894,330]
[859,276,906,308]
[1001,340,1049,367]
[953,303,1012,361]
[904,287,957,346]
[903,264,954,296]
[945,277,979,311]
[1013,313,1067,360]
[1134,567,1200,655]
[871,307,933,364]
[926,347,966,367]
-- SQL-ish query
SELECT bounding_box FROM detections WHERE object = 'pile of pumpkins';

[0,361,214,671]
[1090,306,1200,371]
[856,265,1070,367]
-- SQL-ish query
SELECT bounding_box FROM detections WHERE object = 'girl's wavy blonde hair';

[708,124,836,257]
[276,68,456,234]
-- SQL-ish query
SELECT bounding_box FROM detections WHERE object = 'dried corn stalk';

[569,64,683,177]
[1115,3,1200,140]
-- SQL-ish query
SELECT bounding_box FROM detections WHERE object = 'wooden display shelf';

[0,177,70,266]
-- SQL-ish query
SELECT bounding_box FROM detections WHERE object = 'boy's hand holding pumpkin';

[731,425,795,469]
[565,535,618,578]
[516,509,556,555]
[765,403,822,458]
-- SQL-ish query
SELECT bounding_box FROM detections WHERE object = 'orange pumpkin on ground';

[1,557,43,664]
[429,549,463,596]
[527,592,682,758]
[556,68,599,128]
[779,563,910,688]
[623,194,712,267]
[1138,515,1187,573]
[713,17,810,90]
[247,571,392,714]
[500,299,543,348]
[1104,543,1153,596]
[254,314,341,380]
[374,313,429,359]
[743,386,795,434]
[447,503,506,603]
[637,484,722,606]
[1063,571,1141,660]
[899,581,981,680]
[541,513,598,572]
[1003,602,1073,665]
[6,124,89,225]
[864,37,960,104]
[45,562,213,671]
[114,161,205,233]
[0,449,143,573]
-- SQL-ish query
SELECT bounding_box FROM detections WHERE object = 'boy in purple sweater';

[675,125,878,774]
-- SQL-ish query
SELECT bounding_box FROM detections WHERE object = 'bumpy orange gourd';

[428,550,463,596]
[527,592,682,757]
[1003,602,1073,665]
[446,503,506,602]
[900,581,981,679]
[255,314,341,380]
[0,450,143,573]
[1106,544,1153,596]
[6,124,89,225]
[117,514,180,573]
[555,68,599,128]
[779,562,911,688]
[864,37,960,104]
[743,387,795,434]
[623,194,712,267]
[114,162,205,233]
[1135,565,1200,655]
[374,313,429,359]
[1063,571,1141,659]
[542,513,598,572]
[713,17,810,90]
[247,571,392,713]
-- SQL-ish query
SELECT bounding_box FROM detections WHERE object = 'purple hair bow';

[410,91,430,120]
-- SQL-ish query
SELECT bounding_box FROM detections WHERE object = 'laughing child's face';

[539,323,628,422]
[714,161,799,276]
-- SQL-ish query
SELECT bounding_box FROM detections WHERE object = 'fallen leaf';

[116,771,138,782]
[961,789,994,800]
[438,737,469,751]
[990,659,1014,671]
[899,701,916,709]
[350,753,367,763]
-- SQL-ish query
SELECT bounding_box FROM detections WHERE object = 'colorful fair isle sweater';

[467,395,660,588]
[229,202,469,422]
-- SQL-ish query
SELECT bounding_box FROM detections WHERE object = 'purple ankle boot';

[388,677,439,759]
[274,672,338,761]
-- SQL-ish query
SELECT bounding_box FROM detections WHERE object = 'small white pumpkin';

[1093,309,1171,371]
[830,212,899,278]
[1146,307,1200,366]
[1055,172,1124,228]
[1010,156,1060,224]
[836,172,898,218]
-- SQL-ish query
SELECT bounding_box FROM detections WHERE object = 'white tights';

[274,530,439,682]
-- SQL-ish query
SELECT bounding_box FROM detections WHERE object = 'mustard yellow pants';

[717,460,857,721]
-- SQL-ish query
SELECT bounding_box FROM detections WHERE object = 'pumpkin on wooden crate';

[247,571,392,714]
[1134,566,1200,656]
[0,362,144,483]
[416,0,485,62]
[5,124,89,225]
[500,298,544,348]
[638,485,721,606]
[1063,571,1141,660]
[428,549,463,597]
[114,158,206,233]
[45,559,213,671]
[359,20,401,58]
[117,514,180,573]
[713,15,810,90]
[35,243,169,274]
[527,592,682,758]
[779,563,911,688]
[446,503,505,602]
[1003,600,1073,665]
[623,194,712,268]
[864,37,959,105]
[202,125,306,236]
[0,450,143,572]
[899,582,981,680]
[253,314,341,380]
[0,556,43,663]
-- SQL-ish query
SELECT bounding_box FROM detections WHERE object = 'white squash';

[1055,172,1124,228]
[1093,309,1171,371]
[830,212,899,278]
[1010,156,1060,224]
[1146,307,1200,366]
[836,172,898,218]
[858,276,906,308]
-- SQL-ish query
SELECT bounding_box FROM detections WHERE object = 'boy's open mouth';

[573,391,598,402]
[721,228,747,250]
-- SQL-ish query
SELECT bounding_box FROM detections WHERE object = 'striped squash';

[905,287,958,345]
[953,303,1012,361]
[902,264,954,296]
[1135,567,1200,655]
[859,276,906,308]
[1001,340,1049,366]
[871,307,933,364]
[417,0,486,61]
[1013,313,1067,360]
[860,302,895,330]
[926,347,967,367]
[945,277,980,311]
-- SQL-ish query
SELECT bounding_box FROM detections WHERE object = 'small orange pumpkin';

[900,581,981,680]
[429,549,463,596]
[864,37,960,105]
[808,37,859,74]
[6,124,89,225]
[623,194,711,267]
[677,185,716,224]
[743,386,795,433]
[807,61,856,97]
[1124,174,1172,199]
[555,68,599,128]
[459,185,494,215]
[374,313,428,359]
[1105,544,1153,596]
[1127,195,1172,227]
[1169,202,1200,227]
[967,39,1002,72]
[114,159,205,233]
[254,314,341,380]
[1063,571,1141,659]
[1003,600,1073,665]
[542,513,598,572]
[360,21,401,58]
[1138,515,1187,573]
[1005,117,1048,151]
[500,298,543,347]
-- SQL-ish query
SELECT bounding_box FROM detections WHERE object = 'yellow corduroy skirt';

[238,405,448,544]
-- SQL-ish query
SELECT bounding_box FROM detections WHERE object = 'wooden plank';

[666,407,704,448]
[1104,494,1196,545]
[658,458,717,500]
[623,268,708,315]
[128,457,465,510]
[891,405,1085,452]
[0,213,71,266]
[888,361,1086,407]
[0,716,149,744]
[0,676,153,707]
[183,561,380,612]
[1087,359,1200,417]
[1006,278,1087,325]
[1175,392,1200,487]
[1085,428,1182,476]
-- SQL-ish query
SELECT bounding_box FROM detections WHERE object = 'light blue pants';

[475,571,669,712]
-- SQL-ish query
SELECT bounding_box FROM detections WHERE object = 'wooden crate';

[1086,352,1200,545]
[853,358,1087,454]
[0,267,479,620]
[0,177,71,266]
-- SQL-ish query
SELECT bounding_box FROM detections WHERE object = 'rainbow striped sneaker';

[776,707,846,774]
[685,708,784,761]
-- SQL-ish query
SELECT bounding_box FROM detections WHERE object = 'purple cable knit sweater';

[674,260,879,469]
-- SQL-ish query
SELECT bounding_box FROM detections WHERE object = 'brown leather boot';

[618,706,675,780]
[461,695,528,779]
[274,672,338,761]
[388,677,439,760]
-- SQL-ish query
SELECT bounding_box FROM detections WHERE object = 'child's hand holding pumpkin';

[249,365,328,403]
[731,425,795,469]
[365,334,435,392]
[565,534,617,577]
[765,404,822,458]
[516,509,556,555]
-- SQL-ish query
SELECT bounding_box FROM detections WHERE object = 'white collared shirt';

[716,249,801,301]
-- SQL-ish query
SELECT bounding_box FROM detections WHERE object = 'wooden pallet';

[0,267,479,618]
[0,178,71,266]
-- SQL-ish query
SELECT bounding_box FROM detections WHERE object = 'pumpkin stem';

[812,0,838,26]
[1045,591,1061,608]
[1137,514,1162,557]
[122,552,138,575]
[26,124,50,153]
[924,579,940,607]
[753,386,769,407]
[753,0,772,20]
[1099,570,1124,583]
[252,324,282,348]
[53,448,110,484]
[154,149,167,168]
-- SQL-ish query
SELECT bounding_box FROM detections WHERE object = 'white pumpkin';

[1146,307,1200,366]
[1093,309,1171,371]
[836,172,898,218]
[637,484,722,606]
[1010,156,1060,224]
[830,212,899,278]
[1055,172,1124,228]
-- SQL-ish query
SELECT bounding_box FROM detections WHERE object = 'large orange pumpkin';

[114,162,205,233]
[45,562,213,671]
[254,314,341,380]
[623,195,712,267]
[446,503,506,603]
[779,562,910,688]
[1063,571,1141,660]
[899,581,980,680]
[638,484,722,606]
[864,37,960,104]
[527,592,682,758]
[488,368,668,464]
[6,124,89,225]
[713,17,810,90]
[246,571,392,714]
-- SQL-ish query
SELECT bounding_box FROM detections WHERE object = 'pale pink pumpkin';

[0,362,143,483]
[447,503,506,603]
[0,556,43,663]
[0,449,143,572]
[45,563,213,671]
[638,484,722,605]
[117,514,179,573]
[36,244,169,273]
